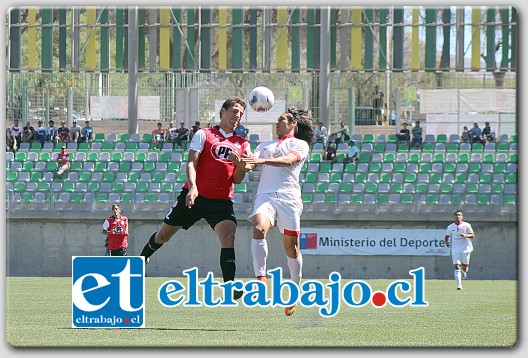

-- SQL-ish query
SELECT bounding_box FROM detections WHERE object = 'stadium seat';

[471,143,484,152]
[94,133,105,142]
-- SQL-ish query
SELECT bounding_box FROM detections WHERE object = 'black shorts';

[109,247,127,256]
[164,188,237,230]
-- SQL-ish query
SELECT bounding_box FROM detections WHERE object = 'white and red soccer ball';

[248,86,274,112]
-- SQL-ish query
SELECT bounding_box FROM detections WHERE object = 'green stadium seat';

[304,172,317,183]
[494,163,506,174]
[379,173,391,184]
[94,133,105,142]
[112,182,125,193]
[436,134,447,143]
[324,194,335,205]
[393,163,406,173]
[78,172,91,182]
[37,182,51,192]
[30,172,42,182]
[302,193,313,204]
[408,153,420,163]
[404,173,417,183]
[38,152,51,161]
[151,172,164,183]
[127,172,140,183]
[373,143,385,153]
[429,173,442,184]
[125,142,138,152]
[340,182,353,193]
[158,152,171,162]
[344,163,356,173]
[458,153,469,163]
[446,143,459,153]
[319,162,332,173]
[175,173,187,183]
[383,153,395,163]
[443,162,456,174]
[86,152,98,162]
[397,143,410,152]
[7,172,18,182]
[143,162,155,172]
[29,142,42,152]
[440,183,453,194]
[135,182,148,193]
[101,142,114,152]
[510,134,517,143]
[479,173,492,184]
[387,134,397,143]
[87,182,100,192]
[362,134,375,143]
[482,153,495,163]
[369,162,381,173]
[142,133,153,143]
[496,142,509,152]
[77,142,90,152]
[465,183,478,194]
[503,194,516,205]
[310,152,322,163]
[13,182,26,192]
[167,162,180,172]
[425,194,439,205]
[433,153,445,163]
[15,152,27,162]
[468,163,481,174]
[329,172,342,183]
[421,143,434,152]
[94,162,107,172]
[491,184,504,194]
[504,173,517,184]
[234,183,247,193]
[103,172,116,182]
[350,194,363,205]
[508,153,518,163]
[390,183,403,194]
[62,182,75,192]
[354,173,367,184]
[471,143,484,152]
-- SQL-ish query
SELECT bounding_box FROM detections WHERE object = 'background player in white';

[444,210,475,290]
[241,107,315,316]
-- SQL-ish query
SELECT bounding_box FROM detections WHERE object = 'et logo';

[72,256,145,328]
[210,142,240,162]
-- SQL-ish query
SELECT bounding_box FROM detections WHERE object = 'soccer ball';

[248,86,274,112]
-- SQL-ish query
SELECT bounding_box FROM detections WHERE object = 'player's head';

[112,204,121,217]
[286,106,315,145]
[219,97,246,127]
[454,210,463,223]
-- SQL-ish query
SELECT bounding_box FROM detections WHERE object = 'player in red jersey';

[139,97,251,299]
[102,204,129,256]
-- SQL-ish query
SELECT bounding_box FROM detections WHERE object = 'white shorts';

[248,192,303,235]
[452,252,471,266]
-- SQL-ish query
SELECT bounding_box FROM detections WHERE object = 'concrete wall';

[6,210,517,280]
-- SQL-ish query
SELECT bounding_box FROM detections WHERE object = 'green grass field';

[5,277,517,348]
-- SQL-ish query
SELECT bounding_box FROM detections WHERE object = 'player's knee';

[253,225,267,238]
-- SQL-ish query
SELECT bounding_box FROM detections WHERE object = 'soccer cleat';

[457,286,463,290]
[285,304,298,316]
[234,290,244,300]
[256,276,267,283]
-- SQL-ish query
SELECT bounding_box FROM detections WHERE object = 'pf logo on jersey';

[210,142,240,162]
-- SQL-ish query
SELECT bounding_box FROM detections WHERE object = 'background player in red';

[102,204,129,256]
[139,97,251,299]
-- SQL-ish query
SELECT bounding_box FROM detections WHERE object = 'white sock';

[287,254,303,286]
[251,239,268,277]
[454,269,462,287]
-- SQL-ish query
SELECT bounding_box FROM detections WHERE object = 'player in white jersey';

[444,210,475,290]
[240,107,315,316]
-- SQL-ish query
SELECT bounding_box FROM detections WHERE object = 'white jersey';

[253,136,309,196]
[445,221,474,254]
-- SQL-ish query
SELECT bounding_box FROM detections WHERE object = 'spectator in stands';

[69,120,82,142]
[189,121,201,141]
[469,122,484,144]
[166,121,178,144]
[57,121,70,143]
[482,122,497,145]
[371,85,385,125]
[460,126,470,143]
[396,122,410,144]
[343,140,360,166]
[78,120,94,144]
[55,145,70,179]
[323,140,337,163]
[331,121,350,145]
[234,121,249,139]
[8,118,22,143]
[174,121,190,149]
[410,120,423,148]
[33,120,48,146]
[314,121,328,147]
[21,121,35,143]
[47,120,57,144]
[152,122,166,150]
[6,129,17,153]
